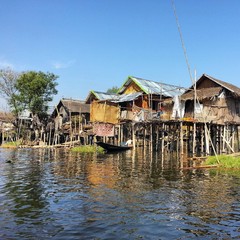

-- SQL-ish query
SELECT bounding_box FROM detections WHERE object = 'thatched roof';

[203,74,240,96]
[52,98,90,117]
[61,99,90,113]
[181,74,240,100]
[181,87,222,101]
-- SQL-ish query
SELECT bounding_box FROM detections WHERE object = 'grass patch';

[71,145,105,154]
[204,154,240,169]
[1,140,21,148]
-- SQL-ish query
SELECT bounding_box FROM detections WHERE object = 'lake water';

[0,148,240,240]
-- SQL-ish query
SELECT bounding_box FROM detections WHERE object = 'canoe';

[96,141,132,152]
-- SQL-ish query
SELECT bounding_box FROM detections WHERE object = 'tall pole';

[193,70,197,156]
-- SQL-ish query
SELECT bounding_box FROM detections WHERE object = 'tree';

[15,71,58,121]
[0,68,20,115]
[106,86,119,94]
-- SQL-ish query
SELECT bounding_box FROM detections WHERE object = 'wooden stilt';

[193,122,196,156]
[156,124,159,151]
[237,125,240,152]
[150,123,153,153]
[205,124,210,155]
[180,121,184,167]
[132,123,136,150]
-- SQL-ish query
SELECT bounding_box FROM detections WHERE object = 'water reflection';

[0,148,240,239]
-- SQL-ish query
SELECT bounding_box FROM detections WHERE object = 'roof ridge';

[202,73,240,93]
[131,76,185,88]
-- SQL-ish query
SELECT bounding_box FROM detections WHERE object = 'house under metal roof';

[112,92,143,103]
[118,76,186,97]
[85,90,119,103]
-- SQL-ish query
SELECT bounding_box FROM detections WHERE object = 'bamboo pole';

[161,123,165,158]
[132,122,136,150]
[205,124,210,155]
[193,121,196,156]
[223,125,226,153]
[237,125,240,152]
[231,125,235,152]
[156,124,159,151]
[150,123,153,153]
[179,121,184,168]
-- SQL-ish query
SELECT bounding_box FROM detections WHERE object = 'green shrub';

[1,141,21,148]
[205,154,240,169]
[71,145,105,154]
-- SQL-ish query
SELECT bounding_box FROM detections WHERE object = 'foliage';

[15,71,58,121]
[71,145,105,153]
[0,68,20,115]
[204,154,240,169]
[0,69,58,122]
[106,86,119,94]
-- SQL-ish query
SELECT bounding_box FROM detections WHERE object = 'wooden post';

[132,122,136,150]
[180,121,184,168]
[150,123,153,153]
[161,123,165,154]
[237,125,240,152]
[231,125,235,152]
[120,124,123,144]
[205,124,210,155]
[156,124,159,151]
[223,125,227,153]
[143,124,146,148]
[49,124,52,145]
[117,125,120,146]
[193,121,196,156]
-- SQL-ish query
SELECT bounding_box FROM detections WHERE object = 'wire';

[171,0,194,85]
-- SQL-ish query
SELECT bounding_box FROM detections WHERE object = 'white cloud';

[0,59,14,69]
[51,60,75,69]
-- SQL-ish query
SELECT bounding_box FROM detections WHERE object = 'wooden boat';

[96,141,132,152]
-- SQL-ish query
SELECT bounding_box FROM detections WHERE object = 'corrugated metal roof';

[92,91,119,101]
[118,76,186,97]
[112,92,143,103]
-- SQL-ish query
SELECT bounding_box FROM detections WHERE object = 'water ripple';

[0,148,240,239]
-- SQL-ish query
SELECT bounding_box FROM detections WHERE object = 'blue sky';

[0,0,240,110]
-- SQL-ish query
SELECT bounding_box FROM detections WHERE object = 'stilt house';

[180,74,240,124]
[0,111,15,144]
[51,98,90,135]
[88,76,185,142]
[89,76,185,124]
[85,90,118,104]
[117,76,186,121]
